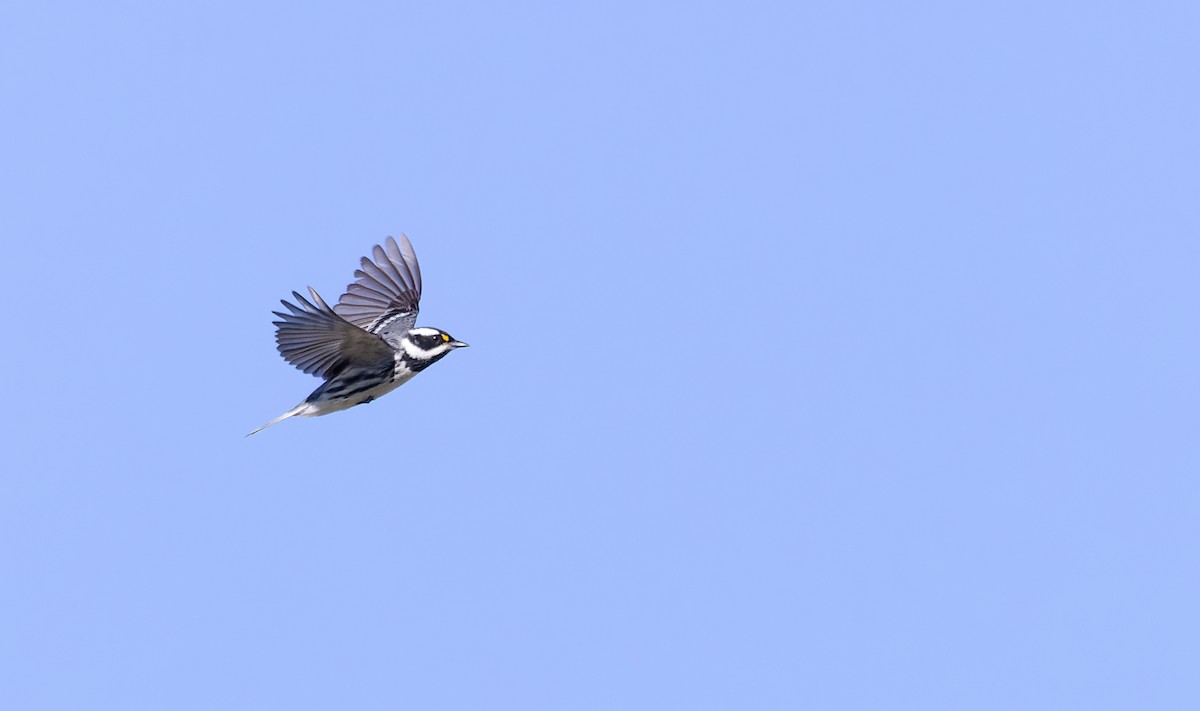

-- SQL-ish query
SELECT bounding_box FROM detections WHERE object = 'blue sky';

[2,2,1197,709]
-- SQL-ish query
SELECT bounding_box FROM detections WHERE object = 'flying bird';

[249,234,467,435]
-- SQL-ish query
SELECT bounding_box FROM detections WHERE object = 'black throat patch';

[400,348,450,373]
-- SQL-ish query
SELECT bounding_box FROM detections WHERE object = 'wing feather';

[333,234,422,346]
[274,287,394,379]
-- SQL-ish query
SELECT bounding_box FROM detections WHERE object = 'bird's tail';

[246,403,309,436]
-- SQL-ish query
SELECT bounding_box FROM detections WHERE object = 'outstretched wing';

[274,287,394,379]
[334,234,423,348]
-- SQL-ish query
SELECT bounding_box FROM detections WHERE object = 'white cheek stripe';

[401,339,450,359]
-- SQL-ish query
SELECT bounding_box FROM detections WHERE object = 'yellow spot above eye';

[441,333,450,342]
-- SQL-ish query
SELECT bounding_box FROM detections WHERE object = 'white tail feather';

[246,403,309,436]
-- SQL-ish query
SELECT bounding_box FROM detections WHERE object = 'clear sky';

[2,2,1197,709]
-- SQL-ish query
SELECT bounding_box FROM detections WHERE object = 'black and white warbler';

[249,234,467,435]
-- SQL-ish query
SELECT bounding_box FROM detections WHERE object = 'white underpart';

[308,376,410,416]
[247,376,410,434]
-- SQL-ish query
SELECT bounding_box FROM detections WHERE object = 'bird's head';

[402,327,469,361]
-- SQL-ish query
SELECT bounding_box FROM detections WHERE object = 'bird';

[249,234,467,435]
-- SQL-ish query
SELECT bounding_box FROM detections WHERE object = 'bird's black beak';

[449,340,469,349]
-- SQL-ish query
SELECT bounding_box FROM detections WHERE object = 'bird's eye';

[441,333,450,342]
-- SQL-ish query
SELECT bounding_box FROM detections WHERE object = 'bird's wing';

[274,287,395,379]
[334,234,423,348]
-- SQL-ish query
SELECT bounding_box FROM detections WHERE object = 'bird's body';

[249,235,466,435]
